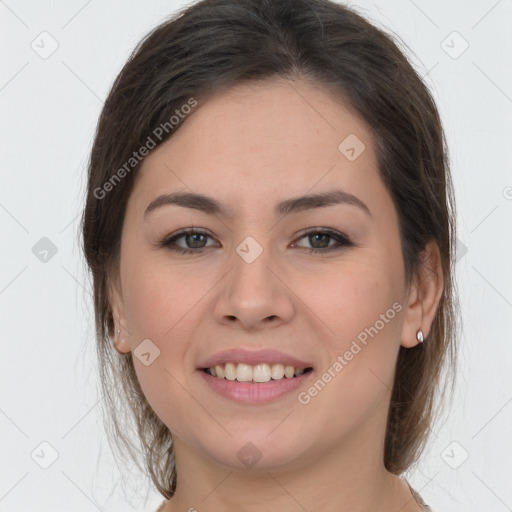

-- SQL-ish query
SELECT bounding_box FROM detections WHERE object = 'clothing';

[406,480,433,511]
[156,480,433,511]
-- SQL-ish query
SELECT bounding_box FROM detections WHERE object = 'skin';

[109,78,443,512]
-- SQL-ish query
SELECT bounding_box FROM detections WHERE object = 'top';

[406,480,433,511]
[155,480,432,511]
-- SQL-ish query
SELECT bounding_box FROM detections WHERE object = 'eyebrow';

[143,189,371,219]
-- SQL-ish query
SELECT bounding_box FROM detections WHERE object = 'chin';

[196,429,316,473]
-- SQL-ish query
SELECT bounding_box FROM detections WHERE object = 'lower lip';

[198,369,313,403]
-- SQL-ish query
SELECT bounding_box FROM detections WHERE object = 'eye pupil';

[310,233,330,248]
[187,233,206,248]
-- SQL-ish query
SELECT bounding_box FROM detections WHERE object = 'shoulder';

[405,480,433,511]
[156,499,169,512]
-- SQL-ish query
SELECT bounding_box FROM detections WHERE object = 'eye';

[159,229,219,254]
[159,227,354,255]
[292,228,354,253]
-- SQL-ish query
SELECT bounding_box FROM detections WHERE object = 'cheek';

[118,252,202,396]
[305,261,402,345]
[292,276,403,451]
[118,245,234,416]
[305,259,404,401]
[121,247,211,345]
[119,258,209,434]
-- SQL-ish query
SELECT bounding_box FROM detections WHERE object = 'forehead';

[129,78,384,218]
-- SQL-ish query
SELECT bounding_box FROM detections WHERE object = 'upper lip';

[198,348,313,369]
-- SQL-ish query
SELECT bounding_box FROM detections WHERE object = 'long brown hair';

[80,0,458,498]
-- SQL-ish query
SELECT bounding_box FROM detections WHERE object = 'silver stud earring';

[116,328,121,337]
[416,329,424,343]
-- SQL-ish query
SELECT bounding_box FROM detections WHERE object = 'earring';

[416,329,424,343]
[116,328,121,337]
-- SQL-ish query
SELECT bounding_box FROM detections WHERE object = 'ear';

[400,240,444,348]
[108,272,132,355]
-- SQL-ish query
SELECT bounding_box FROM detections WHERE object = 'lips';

[198,366,313,403]
[196,348,315,403]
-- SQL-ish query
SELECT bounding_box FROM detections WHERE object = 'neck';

[163,425,421,512]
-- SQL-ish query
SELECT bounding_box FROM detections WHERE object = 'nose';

[213,241,295,331]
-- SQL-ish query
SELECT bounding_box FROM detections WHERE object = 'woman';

[81,0,458,510]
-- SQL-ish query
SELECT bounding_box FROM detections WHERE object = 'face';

[110,78,418,473]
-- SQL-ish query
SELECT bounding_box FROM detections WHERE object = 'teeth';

[253,363,271,383]
[284,365,295,378]
[215,364,224,378]
[224,362,236,381]
[205,362,309,382]
[236,363,253,382]
[271,363,285,380]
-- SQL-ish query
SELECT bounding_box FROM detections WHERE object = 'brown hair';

[80,0,458,499]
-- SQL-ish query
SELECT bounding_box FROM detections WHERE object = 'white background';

[1,0,511,510]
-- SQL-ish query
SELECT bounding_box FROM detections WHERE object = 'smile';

[197,348,315,402]
[202,362,313,382]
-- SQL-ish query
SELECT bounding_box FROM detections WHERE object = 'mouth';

[201,362,314,383]
[197,348,315,403]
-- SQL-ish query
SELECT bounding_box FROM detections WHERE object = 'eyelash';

[159,228,354,255]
